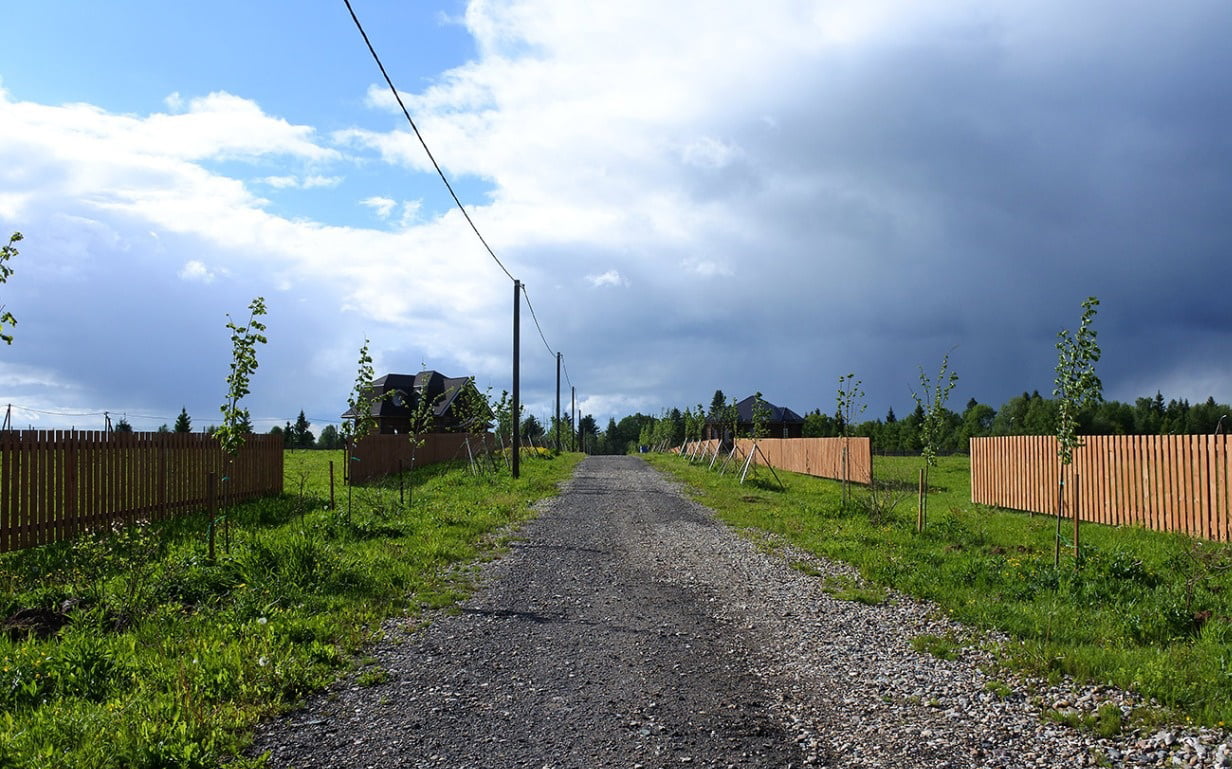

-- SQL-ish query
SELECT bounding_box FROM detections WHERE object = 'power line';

[9,405,106,418]
[521,284,556,358]
[342,0,515,283]
[6,403,344,427]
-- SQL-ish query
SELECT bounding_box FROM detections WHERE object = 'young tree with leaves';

[911,351,959,531]
[835,373,866,504]
[404,384,444,490]
[214,296,267,557]
[1,232,24,346]
[216,297,267,458]
[1054,296,1102,566]
[341,340,381,447]
[340,339,388,514]
[751,392,771,440]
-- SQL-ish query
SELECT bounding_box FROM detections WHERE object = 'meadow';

[0,449,580,769]
[647,452,1232,729]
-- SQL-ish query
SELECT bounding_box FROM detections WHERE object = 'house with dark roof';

[341,371,490,435]
[705,394,805,440]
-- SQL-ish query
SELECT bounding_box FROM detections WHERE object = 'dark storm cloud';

[615,1,1232,419]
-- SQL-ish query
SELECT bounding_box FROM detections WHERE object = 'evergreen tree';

[235,412,254,435]
[291,410,314,449]
[174,407,192,433]
[113,417,133,433]
[520,414,544,439]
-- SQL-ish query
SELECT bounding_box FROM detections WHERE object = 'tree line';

[594,389,1231,457]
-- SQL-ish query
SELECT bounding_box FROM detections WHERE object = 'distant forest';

[596,391,1232,456]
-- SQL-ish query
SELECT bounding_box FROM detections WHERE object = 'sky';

[1,1,1231,436]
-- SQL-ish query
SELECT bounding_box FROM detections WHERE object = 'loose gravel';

[252,456,1231,768]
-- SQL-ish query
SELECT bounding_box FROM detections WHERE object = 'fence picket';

[970,434,1231,542]
[0,432,282,553]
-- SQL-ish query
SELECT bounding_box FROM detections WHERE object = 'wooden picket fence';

[347,433,495,484]
[677,437,873,485]
[970,435,1232,542]
[0,430,284,553]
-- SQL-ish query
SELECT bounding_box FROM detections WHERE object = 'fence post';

[207,471,217,563]
[917,467,926,533]
[328,461,335,511]
[1054,468,1063,569]
[1073,473,1081,566]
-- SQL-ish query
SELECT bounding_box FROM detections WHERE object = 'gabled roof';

[341,370,478,420]
[732,395,804,424]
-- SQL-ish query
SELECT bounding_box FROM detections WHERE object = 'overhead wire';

[342,0,514,283]
[6,403,343,427]
[520,284,556,358]
[342,1,577,418]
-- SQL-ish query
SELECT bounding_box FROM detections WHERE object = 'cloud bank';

[2,0,1231,434]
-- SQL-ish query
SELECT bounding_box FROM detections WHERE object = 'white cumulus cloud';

[178,259,215,283]
[587,270,626,288]
[360,196,397,218]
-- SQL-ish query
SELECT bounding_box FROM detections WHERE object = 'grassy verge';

[647,452,1232,728]
[0,449,581,768]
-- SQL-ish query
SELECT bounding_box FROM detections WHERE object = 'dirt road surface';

[252,456,1212,769]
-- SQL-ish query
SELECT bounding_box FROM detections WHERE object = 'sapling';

[911,350,959,532]
[340,338,385,517]
[492,390,514,468]
[1,232,23,346]
[215,296,267,557]
[404,380,445,503]
[1053,296,1102,567]
[449,378,495,472]
[693,402,706,459]
[835,373,866,506]
[752,392,771,440]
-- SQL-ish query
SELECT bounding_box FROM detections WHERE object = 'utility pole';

[512,280,521,479]
[571,386,577,452]
[555,352,562,453]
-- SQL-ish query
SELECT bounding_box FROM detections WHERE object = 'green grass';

[1042,701,1126,738]
[0,449,581,768]
[647,452,1232,728]
[911,632,963,660]
[820,574,887,606]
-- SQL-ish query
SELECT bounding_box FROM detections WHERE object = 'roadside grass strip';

[0,449,581,768]
[647,452,1232,728]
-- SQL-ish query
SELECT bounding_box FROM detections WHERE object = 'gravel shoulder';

[252,456,1230,769]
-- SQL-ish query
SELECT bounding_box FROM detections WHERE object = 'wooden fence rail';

[970,435,1232,542]
[677,437,873,485]
[347,433,495,484]
[0,430,284,553]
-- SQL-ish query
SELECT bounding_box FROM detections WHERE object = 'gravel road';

[252,456,1231,768]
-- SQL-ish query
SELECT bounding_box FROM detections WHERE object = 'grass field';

[0,449,581,768]
[647,451,1232,729]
